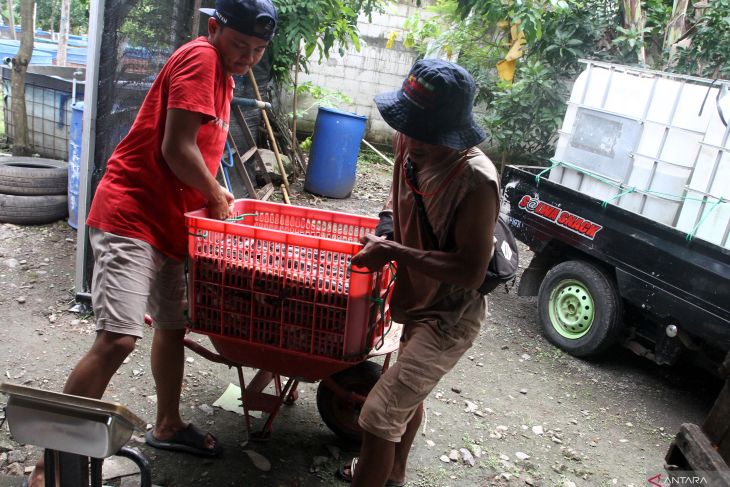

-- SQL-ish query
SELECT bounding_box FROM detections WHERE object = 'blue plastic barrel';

[304,107,367,198]
[67,102,83,229]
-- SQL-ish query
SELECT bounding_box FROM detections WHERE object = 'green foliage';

[293,81,352,119]
[300,136,312,152]
[673,0,730,78]
[455,0,577,44]
[611,25,651,62]
[403,12,443,51]
[358,146,393,166]
[270,0,386,82]
[534,6,608,70]
[119,1,178,51]
[482,60,567,163]
[643,0,673,57]
[36,0,90,34]
[5,0,90,35]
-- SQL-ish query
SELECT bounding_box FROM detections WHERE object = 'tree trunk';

[663,0,689,66]
[622,0,646,65]
[292,45,300,138]
[10,0,33,156]
[57,0,71,66]
[6,0,15,40]
[191,0,201,38]
[169,0,193,50]
[49,0,56,34]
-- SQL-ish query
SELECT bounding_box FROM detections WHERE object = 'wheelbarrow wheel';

[316,361,382,444]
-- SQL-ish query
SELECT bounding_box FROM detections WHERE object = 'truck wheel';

[316,361,382,444]
[538,260,623,357]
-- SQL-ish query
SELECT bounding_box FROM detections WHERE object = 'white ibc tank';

[550,61,730,248]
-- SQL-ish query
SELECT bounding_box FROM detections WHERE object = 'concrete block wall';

[285,1,436,146]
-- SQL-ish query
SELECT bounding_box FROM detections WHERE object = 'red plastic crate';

[185,199,392,368]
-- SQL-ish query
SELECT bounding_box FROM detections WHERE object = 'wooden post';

[362,139,393,166]
[246,70,291,197]
[57,0,71,66]
[10,0,33,156]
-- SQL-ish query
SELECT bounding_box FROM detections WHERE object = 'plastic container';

[185,199,392,375]
[304,107,367,198]
[550,61,730,246]
[67,102,83,229]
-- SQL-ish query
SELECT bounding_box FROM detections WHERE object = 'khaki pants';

[358,317,480,442]
[90,227,187,338]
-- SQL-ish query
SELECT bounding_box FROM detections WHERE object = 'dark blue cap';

[201,0,277,41]
[374,59,486,150]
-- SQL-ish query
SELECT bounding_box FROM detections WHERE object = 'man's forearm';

[382,239,486,290]
[163,142,220,200]
[161,108,223,201]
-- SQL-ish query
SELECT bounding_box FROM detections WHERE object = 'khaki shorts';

[358,317,480,442]
[89,227,187,338]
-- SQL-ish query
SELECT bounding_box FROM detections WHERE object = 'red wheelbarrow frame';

[145,313,401,439]
[182,322,402,440]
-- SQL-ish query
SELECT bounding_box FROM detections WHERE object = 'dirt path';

[0,158,720,486]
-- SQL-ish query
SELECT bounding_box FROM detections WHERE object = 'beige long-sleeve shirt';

[389,133,500,333]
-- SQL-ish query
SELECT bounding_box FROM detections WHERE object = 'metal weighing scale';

[0,383,151,487]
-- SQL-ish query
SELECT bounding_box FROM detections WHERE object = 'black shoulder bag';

[404,158,519,294]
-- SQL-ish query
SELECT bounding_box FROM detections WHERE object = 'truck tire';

[0,194,68,225]
[0,157,68,196]
[316,361,382,443]
[538,260,623,357]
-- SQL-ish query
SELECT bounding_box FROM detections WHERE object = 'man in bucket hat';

[340,59,500,487]
[25,1,276,484]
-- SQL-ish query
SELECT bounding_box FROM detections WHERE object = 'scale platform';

[0,382,145,458]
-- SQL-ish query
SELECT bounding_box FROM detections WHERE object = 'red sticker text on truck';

[518,195,603,240]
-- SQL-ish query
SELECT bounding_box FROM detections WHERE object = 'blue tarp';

[35,36,88,48]
[31,41,87,65]
[0,39,54,65]
[0,38,88,65]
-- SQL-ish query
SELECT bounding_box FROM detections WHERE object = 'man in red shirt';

[27,0,276,484]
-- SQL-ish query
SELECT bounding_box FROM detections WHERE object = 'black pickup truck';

[501,165,730,366]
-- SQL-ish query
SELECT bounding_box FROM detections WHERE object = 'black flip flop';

[145,423,222,457]
[336,457,406,486]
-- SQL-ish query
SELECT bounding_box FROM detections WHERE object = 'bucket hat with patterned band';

[374,58,486,150]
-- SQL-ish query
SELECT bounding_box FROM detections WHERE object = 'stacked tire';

[0,157,68,225]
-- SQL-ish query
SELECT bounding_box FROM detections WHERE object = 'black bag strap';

[404,158,440,249]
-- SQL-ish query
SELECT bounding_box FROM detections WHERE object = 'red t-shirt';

[87,37,233,259]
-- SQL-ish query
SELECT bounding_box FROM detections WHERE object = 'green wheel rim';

[548,279,595,339]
